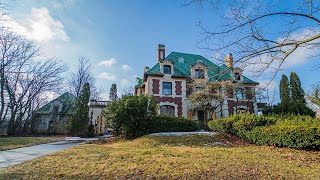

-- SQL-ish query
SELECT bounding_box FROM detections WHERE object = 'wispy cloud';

[98,72,116,80]
[122,64,132,71]
[1,7,69,42]
[243,28,320,78]
[98,58,117,67]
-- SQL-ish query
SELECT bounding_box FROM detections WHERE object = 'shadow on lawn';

[142,133,246,147]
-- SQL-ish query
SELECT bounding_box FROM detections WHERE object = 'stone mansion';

[135,44,259,121]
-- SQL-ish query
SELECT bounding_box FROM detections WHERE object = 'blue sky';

[3,0,319,102]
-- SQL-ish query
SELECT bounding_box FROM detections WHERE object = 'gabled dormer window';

[195,69,204,79]
[234,72,241,81]
[163,65,171,74]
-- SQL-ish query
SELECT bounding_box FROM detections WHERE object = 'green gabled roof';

[145,63,162,75]
[218,64,259,85]
[139,51,258,85]
[135,78,144,87]
[35,92,76,115]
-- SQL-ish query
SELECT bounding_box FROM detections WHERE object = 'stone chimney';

[144,66,149,72]
[158,44,165,62]
[225,53,233,68]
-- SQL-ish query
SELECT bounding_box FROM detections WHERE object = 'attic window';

[195,69,204,79]
[235,72,241,81]
[163,65,171,74]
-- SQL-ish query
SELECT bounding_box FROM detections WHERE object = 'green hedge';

[208,114,320,149]
[148,115,200,133]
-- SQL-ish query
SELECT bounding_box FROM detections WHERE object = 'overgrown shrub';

[208,114,320,150]
[148,115,199,133]
[104,96,200,139]
[104,95,158,139]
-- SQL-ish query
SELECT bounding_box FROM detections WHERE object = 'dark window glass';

[235,72,241,81]
[195,69,204,79]
[163,82,172,95]
[160,105,175,116]
[163,65,171,74]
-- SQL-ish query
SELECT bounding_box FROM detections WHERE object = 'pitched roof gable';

[143,51,258,85]
[35,92,76,114]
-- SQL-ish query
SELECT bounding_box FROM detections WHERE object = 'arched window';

[195,69,204,79]
[160,105,175,116]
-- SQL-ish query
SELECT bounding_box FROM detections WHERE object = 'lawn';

[0,133,319,179]
[0,136,64,151]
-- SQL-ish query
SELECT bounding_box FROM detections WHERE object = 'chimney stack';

[158,44,165,62]
[225,53,233,68]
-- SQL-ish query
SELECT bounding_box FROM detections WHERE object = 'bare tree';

[188,79,235,130]
[68,57,100,99]
[185,0,320,78]
[307,82,320,106]
[0,29,67,135]
[122,86,134,98]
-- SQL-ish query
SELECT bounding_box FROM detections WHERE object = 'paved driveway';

[0,140,82,169]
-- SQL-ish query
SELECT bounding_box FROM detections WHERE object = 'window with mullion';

[163,82,172,95]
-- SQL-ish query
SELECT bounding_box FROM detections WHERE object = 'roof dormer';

[190,61,208,80]
[160,59,174,75]
[232,68,243,82]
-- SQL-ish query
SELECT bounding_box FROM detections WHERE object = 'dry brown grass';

[0,133,319,179]
[0,136,64,150]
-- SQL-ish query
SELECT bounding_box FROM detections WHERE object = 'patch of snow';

[149,131,217,136]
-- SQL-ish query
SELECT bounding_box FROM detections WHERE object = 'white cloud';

[122,64,132,71]
[242,28,320,78]
[98,72,116,80]
[98,58,117,67]
[1,7,69,42]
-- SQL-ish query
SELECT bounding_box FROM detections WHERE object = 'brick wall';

[154,96,182,117]
[175,81,182,95]
[152,79,160,94]
[227,100,254,114]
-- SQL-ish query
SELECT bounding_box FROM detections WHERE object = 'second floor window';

[163,82,172,95]
[195,69,205,79]
[163,65,171,74]
[235,88,244,100]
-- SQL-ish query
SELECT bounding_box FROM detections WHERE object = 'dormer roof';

[143,51,259,85]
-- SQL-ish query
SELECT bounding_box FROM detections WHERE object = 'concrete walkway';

[0,140,83,169]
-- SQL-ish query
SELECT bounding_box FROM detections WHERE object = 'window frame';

[162,82,172,95]
[195,68,205,79]
[163,65,171,74]
[234,72,241,81]
[160,105,175,116]
[235,88,244,100]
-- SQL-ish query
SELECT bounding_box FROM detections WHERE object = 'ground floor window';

[160,105,175,116]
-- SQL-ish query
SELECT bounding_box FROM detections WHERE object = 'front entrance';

[197,111,204,121]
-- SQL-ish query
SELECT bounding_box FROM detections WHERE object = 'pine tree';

[109,83,118,101]
[290,72,305,103]
[68,82,91,135]
[279,74,290,104]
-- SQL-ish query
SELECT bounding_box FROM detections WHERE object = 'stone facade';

[135,44,259,120]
